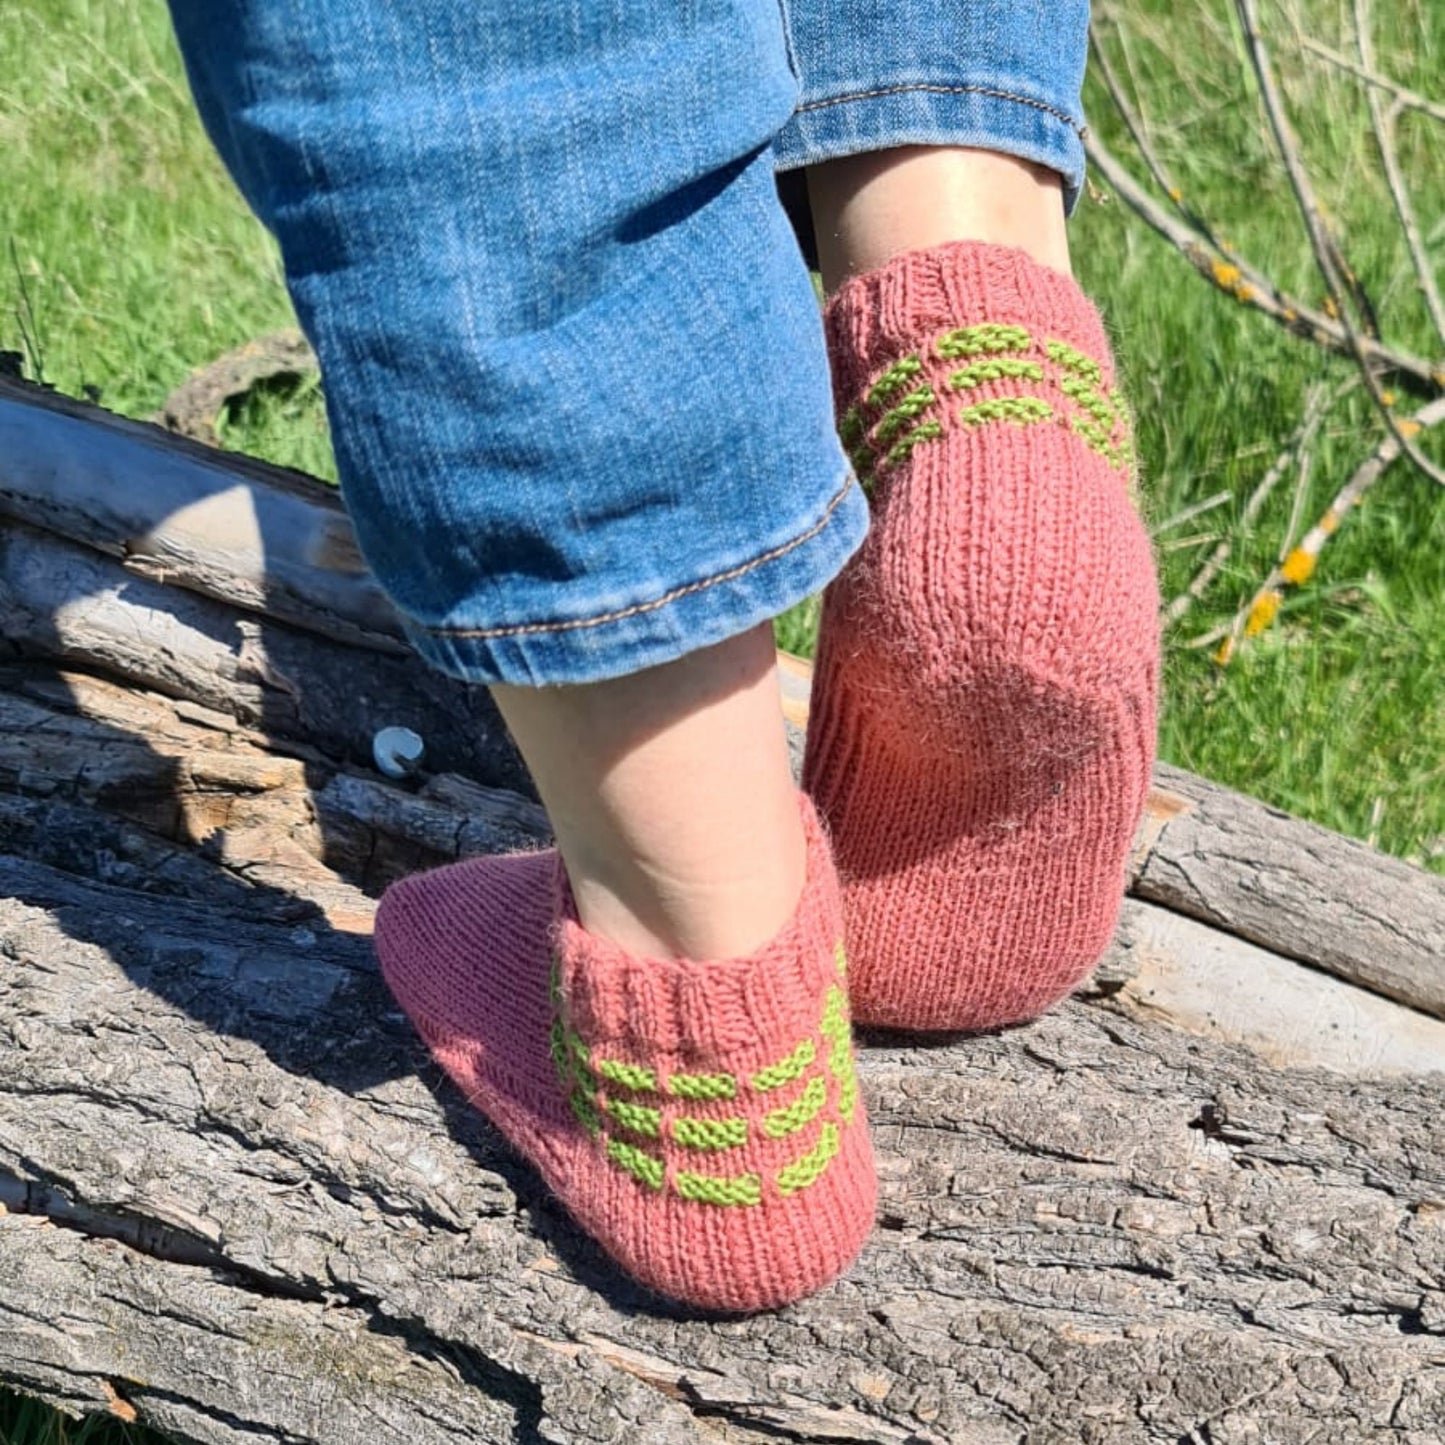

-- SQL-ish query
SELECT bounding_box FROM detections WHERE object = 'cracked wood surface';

[2,811,1443,1442]
[0,665,545,928]
[0,671,1441,1440]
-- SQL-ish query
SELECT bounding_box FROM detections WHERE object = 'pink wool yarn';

[805,240,1160,1032]
[374,794,876,1312]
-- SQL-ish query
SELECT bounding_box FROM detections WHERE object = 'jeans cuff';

[401,466,869,686]
[773,81,1088,216]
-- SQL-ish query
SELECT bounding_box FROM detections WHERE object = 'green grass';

[1074,0,1445,870]
[0,0,296,417]
[0,1390,141,1445]
[1,0,1442,1437]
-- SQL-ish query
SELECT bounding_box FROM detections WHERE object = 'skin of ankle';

[805,146,1072,294]
[491,623,806,960]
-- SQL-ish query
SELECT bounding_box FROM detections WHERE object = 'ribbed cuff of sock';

[554,795,848,1068]
[824,239,1114,399]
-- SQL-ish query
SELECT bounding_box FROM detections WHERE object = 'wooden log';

[5,660,1441,1077]
[1108,895,1445,1075]
[0,518,532,797]
[0,662,543,922]
[1132,763,1445,1020]
[2,842,1442,1444]
[9,491,1441,1024]
[0,1221,525,1445]
[0,373,399,650]
[4,373,1445,1440]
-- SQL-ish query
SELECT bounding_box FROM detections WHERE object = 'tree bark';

[1132,764,1445,1019]
[2,839,1442,1444]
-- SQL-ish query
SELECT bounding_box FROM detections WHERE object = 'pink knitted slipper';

[805,240,1160,1032]
[373,794,875,1312]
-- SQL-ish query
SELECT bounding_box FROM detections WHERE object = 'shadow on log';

[1,376,1443,1443]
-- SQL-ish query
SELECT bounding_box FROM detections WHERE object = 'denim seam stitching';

[417,470,855,640]
[795,83,1086,140]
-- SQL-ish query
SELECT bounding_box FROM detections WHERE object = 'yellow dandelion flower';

[1380,391,1397,406]
[1213,636,1236,666]
[1212,261,1243,289]
[1399,419,1422,438]
[1235,283,1256,304]
[1168,187,1183,202]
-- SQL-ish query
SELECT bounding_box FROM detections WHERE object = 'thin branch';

[1193,392,1445,659]
[1299,36,1445,125]
[1354,0,1445,348]
[1084,132,1444,395]
[1152,490,1232,537]
[1277,413,1318,567]
[1165,381,1340,626]
[1235,0,1445,487]
[1088,24,1227,256]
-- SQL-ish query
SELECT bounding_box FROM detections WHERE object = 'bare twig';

[1165,381,1340,626]
[1354,0,1445,348]
[1299,36,1445,125]
[1189,392,1445,658]
[1277,414,1318,567]
[1152,490,1232,537]
[1235,0,1445,487]
[1088,25,1228,256]
[1084,132,1444,394]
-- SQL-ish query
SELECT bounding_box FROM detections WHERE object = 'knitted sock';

[373,794,875,1312]
[804,240,1160,1032]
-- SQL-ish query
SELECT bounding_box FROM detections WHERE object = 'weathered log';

[1,661,1443,1441]
[1132,763,1445,1020]
[0,517,532,797]
[0,663,544,921]
[0,372,394,649]
[5,370,1445,1442]
[6,659,1443,1078]
[151,329,319,446]
[2,839,1443,1444]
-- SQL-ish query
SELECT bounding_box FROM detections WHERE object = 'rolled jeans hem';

[400,466,868,687]
[772,83,1088,215]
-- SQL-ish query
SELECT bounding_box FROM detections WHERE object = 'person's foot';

[804,240,1159,1032]
[374,794,876,1311]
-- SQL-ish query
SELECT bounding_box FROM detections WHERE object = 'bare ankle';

[806,146,1072,293]
[492,624,807,960]
[564,823,807,959]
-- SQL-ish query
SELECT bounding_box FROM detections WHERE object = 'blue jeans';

[167,0,1089,686]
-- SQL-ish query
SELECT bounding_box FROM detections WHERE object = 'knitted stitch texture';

[805,240,1160,1032]
[373,793,876,1312]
